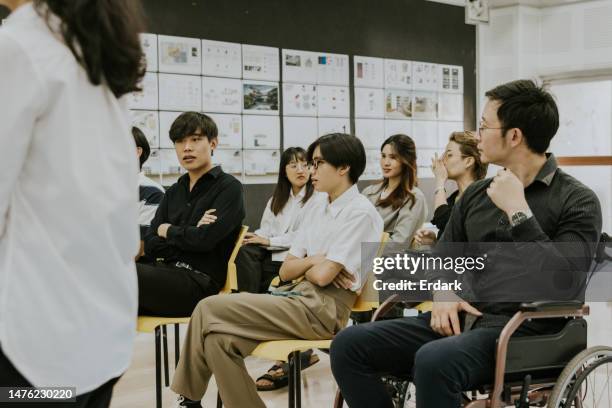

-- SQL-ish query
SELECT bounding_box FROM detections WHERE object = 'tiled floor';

[110,303,611,408]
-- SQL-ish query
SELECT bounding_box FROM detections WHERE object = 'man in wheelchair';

[330,80,604,408]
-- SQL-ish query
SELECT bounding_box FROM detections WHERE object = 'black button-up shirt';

[434,154,602,322]
[144,166,245,291]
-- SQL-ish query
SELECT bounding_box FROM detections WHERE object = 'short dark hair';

[169,112,218,144]
[307,133,366,184]
[485,79,559,154]
[132,126,149,170]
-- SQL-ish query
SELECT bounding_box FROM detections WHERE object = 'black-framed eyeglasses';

[307,159,326,170]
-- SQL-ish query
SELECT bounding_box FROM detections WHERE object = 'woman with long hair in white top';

[0,0,145,404]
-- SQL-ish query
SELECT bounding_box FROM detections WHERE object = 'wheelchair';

[335,233,612,408]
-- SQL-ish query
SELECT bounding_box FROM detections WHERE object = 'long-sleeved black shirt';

[144,166,245,291]
[431,154,602,328]
[431,189,459,239]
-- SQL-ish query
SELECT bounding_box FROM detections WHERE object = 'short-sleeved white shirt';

[289,185,384,291]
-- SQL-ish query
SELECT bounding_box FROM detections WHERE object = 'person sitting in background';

[235,147,324,294]
[414,130,488,246]
[137,111,245,317]
[361,134,428,244]
[132,126,164,254]
[171,133,383,408]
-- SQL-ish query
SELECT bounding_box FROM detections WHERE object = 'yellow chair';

[137,225,248,408]
[221,233,390,408]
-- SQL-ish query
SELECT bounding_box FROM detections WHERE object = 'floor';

[110,303,612,408]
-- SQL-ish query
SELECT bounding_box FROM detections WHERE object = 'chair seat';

[414,301,432,313]
[251,339,332,362]
[137,316,191,333]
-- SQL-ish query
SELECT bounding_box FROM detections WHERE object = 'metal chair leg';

[216,392,223,408]
[162,325,169,386]
[154,326,162,408]
[294,350,302,408]
[174,323,180,368]
[288,353,295,408]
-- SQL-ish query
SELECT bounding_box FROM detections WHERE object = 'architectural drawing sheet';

[384,59,412,90]
[242,115,280,149]
[318,117,350,136]
[131,110,160,149]
[355,87,385,118]
[141,33,158,72]
[243,81,279,115]
[242,45,280,81]
[202,77,242,114]
[413,62,439,91]
[283,116,318,149]
[244,150,281,175]
[213,149,243,175]
[129,72,158,110]
[282,83,318,116]
[355,119,385,149]
[282,49,318,84]
[158,73,202,112]
[202,39,242,78]
[158,35,201,75]
[317,85,350,117]
[207,113,242,149]
[384,89,413,119]
[384,119,412,139]
[158,111,182,149]
[354,56,384,88]
[316,52,349,86]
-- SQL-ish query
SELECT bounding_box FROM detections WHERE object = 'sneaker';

[177,395,202,407]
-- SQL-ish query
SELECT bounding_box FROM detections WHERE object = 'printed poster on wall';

[317,85,350,118]
[158,35,201,75]
[243,81,279,115]
[282,49,318,84]
[202,77,242,114]
[158,73,202,112]
[283,116,318,150]
[242,44,280,81]
[140,33,158,72]
[130,110,160,149]
[384,59,412,90]
[354,56,384,88]
[128,72,158,110]
[355,87,385,118]
[242,115,280,149]
[384,89,413,119]
[316,52,349,86]
[282,83,318,116]
[202,39,242,78]
[207,113,242,149]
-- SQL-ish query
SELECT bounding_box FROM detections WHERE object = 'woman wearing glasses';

[362,134,429,244]
[414,131,488,246]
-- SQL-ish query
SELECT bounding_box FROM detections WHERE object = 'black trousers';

[235,245,282,293]
[330,312,501,408]
[137,262,218,316]
[0,347,118,408]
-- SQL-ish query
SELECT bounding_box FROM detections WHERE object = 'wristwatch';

[510,209,533,227]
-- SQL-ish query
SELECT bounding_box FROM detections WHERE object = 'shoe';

[177,395,202,407]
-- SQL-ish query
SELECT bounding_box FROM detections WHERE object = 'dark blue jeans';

[330,312,501,408]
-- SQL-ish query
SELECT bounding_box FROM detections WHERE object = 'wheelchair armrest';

[519,301,584,312]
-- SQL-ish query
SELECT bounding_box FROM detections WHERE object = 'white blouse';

[255,187,325,262]
[0,4,139,394]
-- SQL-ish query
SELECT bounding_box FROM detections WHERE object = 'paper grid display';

[158,111,182,149]
[412,92,438,120]
[202,77,242,114]
[282,83,318,116]
[242,45,280,81]
[411,120,439,149]
[202,39,242,78]
[244,150,281,175]
[384,89,413,119]
[355,119,385,149]
[159,149,182,175]
[355,87,385,119]
[439,65,463,93]
[316,52,349,86]
[158,73,202,111]
[283,117,318,150]
[363,149,383,180]
[213,149,243,175]
[282,49,318,84]
[243,81,279,115]
[242,115,280,149]
[384,120,412,139]
[158,35,201,75]
[384,59,412,89]
[317,86,350,117]
[129,72,158,110]
[130,110,160,148]
[207,113,242,149]
[354,56,384,88]
[413,62,439,91]
[141,33,158,72]
[318,117,350,136]
[438,93,463,121]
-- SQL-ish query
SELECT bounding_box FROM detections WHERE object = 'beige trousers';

[170,280,355,408]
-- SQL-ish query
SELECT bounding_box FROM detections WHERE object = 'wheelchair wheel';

[547,345,612,407]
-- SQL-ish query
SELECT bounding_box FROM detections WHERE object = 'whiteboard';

[130,110,160,149]
[242,115,280,149]
[202,77,242,114]
[159,111,182,149]
[283,116,318,150]
[202,39,242,78]
[140,33,158,72]
[355,87,385,119]
[244,150,281,175]
[158,35,201,75]
[207,113,242,149]
[317,85,350,118]
[318,117,350,136]
[243,80,279,115]
[242,44,280,81]
[354,56,384,88]
[355,119,385,149]
[316,52,349,86]
[282,49,318,84]
[384,59,412,90]
[158,74,202,111]
[282,83,318,116]
[128,72,158,110]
